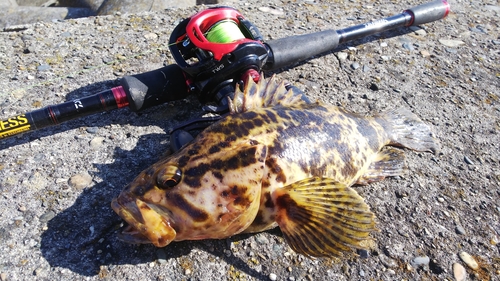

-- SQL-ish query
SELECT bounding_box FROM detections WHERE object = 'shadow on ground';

[39,131,274,279]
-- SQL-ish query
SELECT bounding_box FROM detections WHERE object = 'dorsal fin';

[228,75,307,114]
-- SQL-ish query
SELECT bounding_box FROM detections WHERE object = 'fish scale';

[111,76,439,257]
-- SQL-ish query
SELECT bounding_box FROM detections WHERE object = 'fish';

[111,76,439,257]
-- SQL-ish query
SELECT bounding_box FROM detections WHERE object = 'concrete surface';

[0,0,499,280]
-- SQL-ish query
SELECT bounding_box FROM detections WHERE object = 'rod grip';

[406,0,450,26]
[264,30,340,71]
[119,64,189,112]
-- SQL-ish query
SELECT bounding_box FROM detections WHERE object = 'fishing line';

[205,20,245,43]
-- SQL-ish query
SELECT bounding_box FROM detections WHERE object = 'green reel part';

[205,20,246,43]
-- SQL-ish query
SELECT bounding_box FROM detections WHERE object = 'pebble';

[421,50,431,57]
[402,42,414,51]
[453,263,467,281]
[493,40,500,45]
[269,273,277,280]
[39,210,56,223]
[455,224,466,235]
[350,62,360,70]
[68,172,93,189]
[258,7,284,16]
[464,156,474,165]
[86,127,98,134]
[37,64,51,71]
[362,65,370,72]
[438,39,465,48]
[336,52,348,61]
[411,256,430,268]
[143,32,158,40]
[0,273,6,281]
[255,234,269,244]
[369,83,379,91]
[90,136,105,149]
[459,252,479,270]
[380,42,387,47]
[380,56,391,61]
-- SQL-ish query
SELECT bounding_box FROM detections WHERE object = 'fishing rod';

[0,0,449,141]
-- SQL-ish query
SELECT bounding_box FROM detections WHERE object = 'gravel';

[0,0,499,280]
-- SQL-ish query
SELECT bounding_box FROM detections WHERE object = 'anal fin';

[273,177,377,258]
[356,147,405,185]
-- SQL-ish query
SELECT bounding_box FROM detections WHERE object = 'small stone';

[439,39,465,48]
[464,156,474,165]
[86,127,98,134]
[493,40,500,45]
[184,268,191,275]
[411,256,430,268]
[18,205,27,212]
[380,55,391,61]
[356,249,369,258]
[37,64,50,71]
[421,50,431,57]
[68,173,93,189]
[269,273,277,281]
[336,52,348,61]
[437,197,445,202]
[359,269,365,277]
[453,263,467,281]
[459,251,479,270]
[0,272,6,281]
[258,7,284,15]
[143,32,158,40]
[255,234,269,244]
[350,62,360,70]
[446,48,458,54]
[362,65,370,72]
[456,225,466,235]
[402,42,414,51]
[369,83,379,91]
[90,137,105,149]
[60,32,71,38]
[39,210,56,223]
[380,42,388,47]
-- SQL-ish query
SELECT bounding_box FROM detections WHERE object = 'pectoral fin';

[356,147,405,185]
[274,177,376,257]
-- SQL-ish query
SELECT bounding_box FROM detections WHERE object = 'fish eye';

[156,165,182,189]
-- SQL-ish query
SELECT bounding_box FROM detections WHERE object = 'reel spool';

[169,7,269,104]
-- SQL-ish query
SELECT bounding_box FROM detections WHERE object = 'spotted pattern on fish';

[111,76,439,257]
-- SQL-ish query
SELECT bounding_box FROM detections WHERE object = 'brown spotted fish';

[111,76,439,257]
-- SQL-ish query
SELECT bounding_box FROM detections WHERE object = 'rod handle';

[119,64,188,112]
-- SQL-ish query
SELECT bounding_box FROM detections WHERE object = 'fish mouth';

[111,192,176,247]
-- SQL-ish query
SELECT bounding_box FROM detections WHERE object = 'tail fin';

[380,108,439,154]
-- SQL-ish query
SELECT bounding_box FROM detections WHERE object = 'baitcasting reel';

[168,7,269,110]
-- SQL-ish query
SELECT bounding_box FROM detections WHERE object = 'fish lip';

[111,192,177,247]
